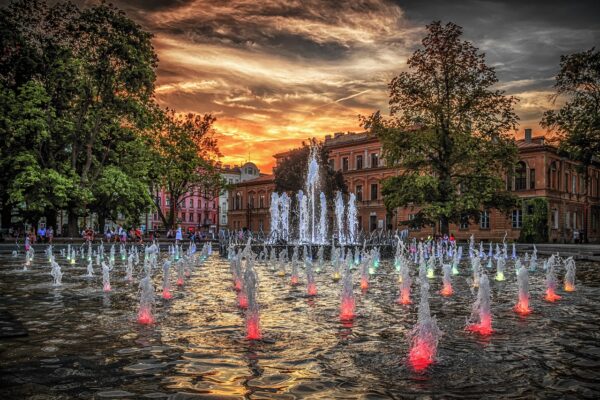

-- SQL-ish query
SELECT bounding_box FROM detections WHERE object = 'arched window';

[515,162,527,190]
[548,161,558,190]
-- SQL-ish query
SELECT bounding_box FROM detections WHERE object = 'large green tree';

[361,21,519,235]
[0,0,157,235]
[148,107,225,231]
[541,48,600,242]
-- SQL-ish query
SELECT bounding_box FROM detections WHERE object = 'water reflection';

[0,251,600,398]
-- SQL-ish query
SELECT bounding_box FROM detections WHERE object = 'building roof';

[234,174,274,187]
[324,131,377,149]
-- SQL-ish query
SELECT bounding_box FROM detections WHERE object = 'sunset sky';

[80,0,599,171]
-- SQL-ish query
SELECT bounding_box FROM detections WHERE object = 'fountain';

[515,263,531,315]
[269,192,280,242]
[544,255,561,302]
[408,276,442,372]
[495,257,506,281]
[137,275,155,324]
[102,262,111,292]
[177,259,185,286]
[162,260,172,299]
[564,257,576,292]
[86,260,94,278]
[397,261,412,305]
[347,193,357,244]
[440,262,453,296]
[290,246,300,286]
[306,254,317,296]
[466,272,493,335]
[339,261,355,321]
[125,253,134,282]
[243,255,261,340]
[50,258,62,286]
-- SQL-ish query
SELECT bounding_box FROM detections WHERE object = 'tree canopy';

[361,21,519,234]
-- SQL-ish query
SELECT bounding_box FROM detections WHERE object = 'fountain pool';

[1,252,600,398]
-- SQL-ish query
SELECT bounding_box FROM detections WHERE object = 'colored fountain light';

[495,258,506,281]
[514,265,531,315]
[544,255,561,302]
[408,277,441,372]
[398,261,412,305]
[102,262,111,292]
[564,257,576,292]
[137,275,155,325]
[306,257,317,296]
[339,266,355,321]
[244,255,261,340]
[467,273,493,335]
[440,263,453,297]
[162,260,172,299]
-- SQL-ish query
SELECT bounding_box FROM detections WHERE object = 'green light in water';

[427,268,435,278]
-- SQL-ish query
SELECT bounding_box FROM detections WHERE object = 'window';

[515,162,527,190]
[480,210,490,229]
[460,214,470,229]
[328,159,335,170]
[259,195,265,208]
[529,169,535,189]
[166,197,170,206]
[592,212,598,231]
[370,153,379,168]
[572,174,577,194]
[181,200,186,208]
[370,183,378,201]
[235,193,242,210]
[548,161,558,190]
[342,157,349,172]
[189,213,194,222]
[189,199,194,208]
[552,209,559,229]
[512,210,522,228]
[356,185,363,201]
[573,211,578,229]
[181,212,186,222]
[566,211,570,229]
[249,195,255,209]
[580,176,585,194]
[198,213,201,223]
[356,155,363,170]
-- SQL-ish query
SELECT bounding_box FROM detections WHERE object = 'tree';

[273,138,347,200]
[148,107,225,231]
[361,21,519,235]
[0,0,158,235]
[541,48,600,243]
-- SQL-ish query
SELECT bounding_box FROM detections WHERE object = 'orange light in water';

[440,284,453,297]
[545,288,561,302]
[360,277,369,291]
[398,290,412,305]
[340,297,355,321]
[514,297,531,315]
[237,292,248,309]
[290,275,299,286]
[467,314,493,335]
[137,308,154,325]
[234,279,242,291]
[408,338,435,372]
[307,282,317,296]
[564,283,576,292]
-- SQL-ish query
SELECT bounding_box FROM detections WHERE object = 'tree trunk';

[67,209,79,238]
[440,216,450,236]
[98,214,106,235]
[1,202,13,230]
[46,209,57,230]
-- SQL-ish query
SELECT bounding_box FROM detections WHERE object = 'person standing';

[46,226,54,244]
[175,225,182,244]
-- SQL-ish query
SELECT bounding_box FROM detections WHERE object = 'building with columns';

[227,129,600,243]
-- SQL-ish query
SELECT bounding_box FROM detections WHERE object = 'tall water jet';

[244,256,261,340]
[544,255,561,302]
[269,192,280,242]
[318,192,327,244]
[102,262,111,292]
[125,253,134,282]
[162,260,173,299]
[51,259,62,286]
[564,257,576,292]
[137,275,155,324]
[280,193,291,241]
[408,276,442,372]
[298,191,309,243]
[440,263,453,296]
[347,193,357,244]
[515,264,531,315]
[306,145,321,243]
[334,191,345,245]
[466,272,493,335]
[339,263,355,321]
[290,246,300,286]
[471,257,481,288]
[177,259,185,286]
[86,260,94,277]
[360,256,369,291]
[316,246,324,273]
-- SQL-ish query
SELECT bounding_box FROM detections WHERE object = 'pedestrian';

[46,226,54,244]
[175,225,183,244]
[573,229,580,244]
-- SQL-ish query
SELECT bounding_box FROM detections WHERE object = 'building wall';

[228,176,275,233]
[227,132,600,243]
[152,190,218,233]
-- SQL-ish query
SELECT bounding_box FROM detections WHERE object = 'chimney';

[524,128,532,143]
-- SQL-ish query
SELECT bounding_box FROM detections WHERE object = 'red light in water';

[398,290,412,305]
[103,283,111,292]
[467,314,493,335]
[176,278,184,286]
[564,283,576,292]
[246,315,261,340]
[408,338,435,372]
[545,288,561,302]
[234,279,242,292]
[238,292,248,309]
[307,282,317,296]
[137,308,154,324]
[360,277,369,291]
[340,297,355,321]
[290,275,299,286]
[162,289,172,299]
[514,297,531,315]
[440,284,453,297]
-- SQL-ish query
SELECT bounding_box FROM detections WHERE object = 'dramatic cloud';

[76,0,599,170]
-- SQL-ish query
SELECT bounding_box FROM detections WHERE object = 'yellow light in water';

[427,268,435,278]
[332,272,341,282]
[70,258,76,264]
[495,272,505,281]
[397,274,403,283]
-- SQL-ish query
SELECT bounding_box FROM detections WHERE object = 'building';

[227,129,600,243]
[152,189,218,234]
